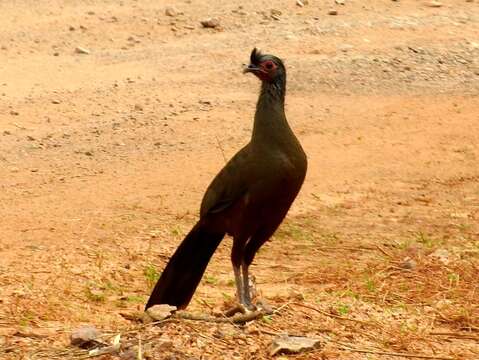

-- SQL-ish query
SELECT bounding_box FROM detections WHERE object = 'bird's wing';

[200,146,251,218]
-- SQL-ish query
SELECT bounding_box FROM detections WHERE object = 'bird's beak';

[243,64,261,74]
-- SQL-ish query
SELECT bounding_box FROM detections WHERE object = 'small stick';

[214,135,227,164]
[174,309,268,324]
[429,331,479,340]
[376,244,393,257]
[338,346,454,360]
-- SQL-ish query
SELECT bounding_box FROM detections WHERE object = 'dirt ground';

[1,0,478,359]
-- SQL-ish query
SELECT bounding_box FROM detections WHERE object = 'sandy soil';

[1,0,478,359]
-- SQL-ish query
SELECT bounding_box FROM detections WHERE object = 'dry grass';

[1,176,478,359]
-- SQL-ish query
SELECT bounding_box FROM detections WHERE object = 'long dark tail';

[145,222,225,310]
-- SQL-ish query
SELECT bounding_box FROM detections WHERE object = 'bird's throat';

[252,77,295,146]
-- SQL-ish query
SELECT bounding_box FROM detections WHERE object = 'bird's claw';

[224,302,257,317]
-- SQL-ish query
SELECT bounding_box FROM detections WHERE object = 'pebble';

[165,6,178,17]
[71,325,101,348]
[429,249,452,265]
[339,44,354,52]
[201,18,220,28]
[296,0,305,7]
[328,9,338,15]
[270,9,282,16]
[75,46,90,54]
[399,257,417,270]
[145,304,177,321]
[335,0,345,4]
[270,335,321,356]
[426,1,442,7]
[10,110,19,116]
[52,99,61,104]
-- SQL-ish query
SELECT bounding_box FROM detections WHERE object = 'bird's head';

[243,48,286,83]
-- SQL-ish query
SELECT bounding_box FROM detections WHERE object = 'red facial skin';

[255,60,278,82]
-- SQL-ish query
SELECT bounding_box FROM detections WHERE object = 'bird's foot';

[224,302,257,317]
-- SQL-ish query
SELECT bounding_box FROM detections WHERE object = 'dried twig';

[429,331,479,341]
[214,135,227,164]
[338,345,454,360]
[174,309,269,324]
[376,244,393,257]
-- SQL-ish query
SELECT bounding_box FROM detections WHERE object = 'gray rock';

[70,325,101,349]
[145,304,177,321]
[165,6,179,17]
[429,249,456,265]
[201,18,220,28]
[270,334,321,355]
[399,257,417,270]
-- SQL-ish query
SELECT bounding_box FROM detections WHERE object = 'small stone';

[10,110,19,116]
[200,18,220,28]
[296,0,304,7]
[52,100,61,104]
[71,326,101,348]
[53,52,59,56]
[3,130,11,135]
[145,304,177,321]
[339,44,354,52]
[31,168,39,173]
[26,135,36,141]
[270,9,282,16]
[328,9,338,15]
[134,104,143,111]
[270,335,321,356]
[84,151,93,156]
[429,249,451,265]
[335,0,345,4]
[399,257,417,270]
[165,6,178,17]
[75,46,90,54]
[425,1,442,7]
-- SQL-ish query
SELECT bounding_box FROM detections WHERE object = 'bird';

[145,48,307,311]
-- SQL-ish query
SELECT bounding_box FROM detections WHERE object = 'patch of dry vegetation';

[1,178,478,359]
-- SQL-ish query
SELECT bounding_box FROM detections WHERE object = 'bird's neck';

[252,78,294,146]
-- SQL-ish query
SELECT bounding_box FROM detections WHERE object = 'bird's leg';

[233,264,245,305]
[241,263,256,310]
[229,239,249,315]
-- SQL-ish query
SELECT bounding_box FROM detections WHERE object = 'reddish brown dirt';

[1,1,478,359]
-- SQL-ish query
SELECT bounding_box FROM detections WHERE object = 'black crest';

[250,48,263,65]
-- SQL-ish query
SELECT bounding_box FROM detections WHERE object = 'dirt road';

[1,1,478,359]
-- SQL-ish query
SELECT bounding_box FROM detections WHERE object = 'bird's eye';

[264,61,275,70]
